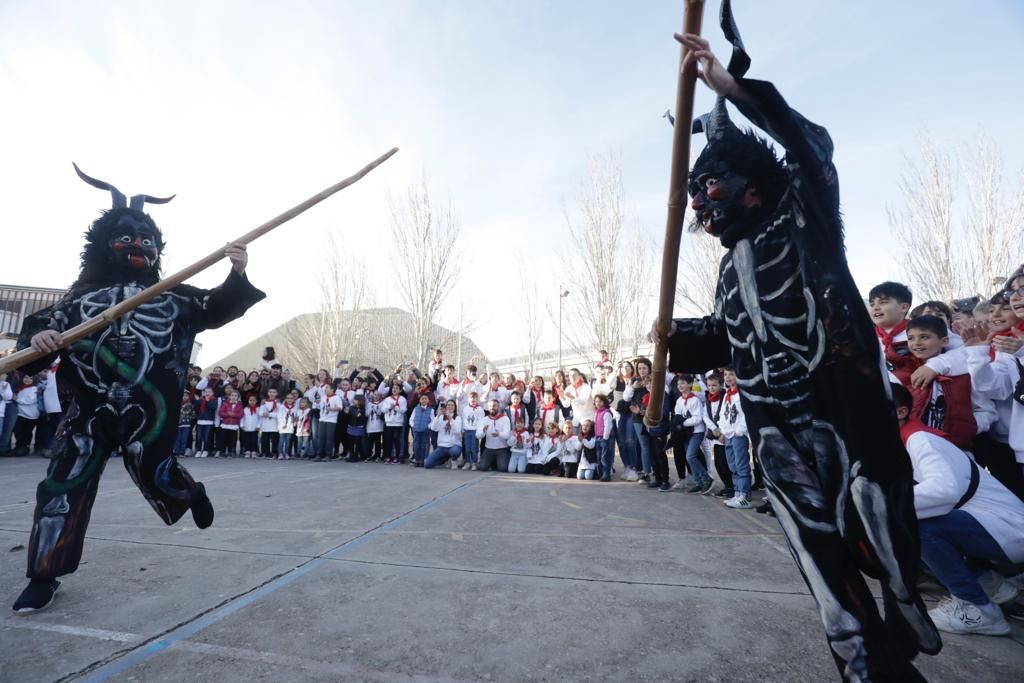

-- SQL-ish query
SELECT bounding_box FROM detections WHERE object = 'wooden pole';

[645,1,705,426]
[0,147,399,375]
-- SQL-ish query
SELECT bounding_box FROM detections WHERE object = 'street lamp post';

[558,287,570,371]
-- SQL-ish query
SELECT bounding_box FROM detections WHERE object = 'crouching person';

[892,383,1024,636]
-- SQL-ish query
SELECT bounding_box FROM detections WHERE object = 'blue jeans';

[597,438,613,479]
[632,421,651,474]
[425,444,462,468]
[412,430,430,463]
[279,433,293,456]
[919,510,1011,605]
[578,468,595,480]
[724,435,751,495]
[0,404,19,451]
[463,433,480,464]
[616,413,636,470]
[298,435,311,457]
[173,424,192,454]
[685,432,710,484]
[508,452,527,473]
[315,421,336,457]
[195,424,214,452]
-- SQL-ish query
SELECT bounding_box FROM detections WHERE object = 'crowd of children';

[5,273,1024,638]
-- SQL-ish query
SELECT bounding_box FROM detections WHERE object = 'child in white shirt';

[559,420,581,479]
[507,418,531,474]
[577,420,598,480]
[258,388,282,459]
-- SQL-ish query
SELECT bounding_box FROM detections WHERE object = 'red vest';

[909,374,977,450]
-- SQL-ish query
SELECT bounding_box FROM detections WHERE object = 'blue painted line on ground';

[77,477,483,682]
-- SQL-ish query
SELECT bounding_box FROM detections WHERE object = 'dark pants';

[28,398,201,579]
[919,509,1012,605]
[314,421,336,457]
[0,404,18,451]
[14,416,40,451]
[218,428,238,455]
[525,463,545,474]
[349,433,368,460]
[173,424,192,454]
[412,430,430,463]
[650,434,670,484]
[986,440,1024,501]
[562,461,579,479]
[260,431,279,457]
[480,446,510,472]
[240,430,258,453]
[195,424,214,452]
[368,432,383,459]
[383,426,403,459]
[711,442,732,490]
[542,456,563,476]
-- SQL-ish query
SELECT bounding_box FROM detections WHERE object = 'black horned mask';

[73,163,175,287]
[684,0,786,247]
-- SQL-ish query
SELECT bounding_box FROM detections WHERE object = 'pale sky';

[2,1,1022,367]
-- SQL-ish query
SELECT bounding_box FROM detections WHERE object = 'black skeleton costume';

[14,165,264,603]
[666,3,941,680]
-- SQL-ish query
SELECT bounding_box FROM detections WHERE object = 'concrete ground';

[0,456,1022,683]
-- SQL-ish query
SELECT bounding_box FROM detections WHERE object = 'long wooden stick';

[645,1,705,426]
[0,147,399,375]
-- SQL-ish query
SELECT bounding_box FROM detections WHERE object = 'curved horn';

[129,193,176,211]
[691,96,740,142]
[72,162,127,209]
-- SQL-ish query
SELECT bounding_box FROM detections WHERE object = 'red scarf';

[531,386,543,403]
[540,402,556,424]
[514,428,526,448]
[725,387,739,404]
[263,400,277,414]
[510,404,524,423]
[707,392,721,403]
[876,320,909,353]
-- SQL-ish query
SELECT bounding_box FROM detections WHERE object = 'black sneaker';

[647,481,661,489]
[190,482,214,529]
[13,579,60,613]
[657,482,672,492]
[755,499,773,514]
[716,488,735,498]
[600,475,611,482]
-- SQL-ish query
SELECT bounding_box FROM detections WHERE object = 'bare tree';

[280,231,374,372]
[388,176,461,368]
[888,132,1024,302]
[514,257,543,376]
[624,233,657,357]
[560,154,653,362]
[675,230,727,317]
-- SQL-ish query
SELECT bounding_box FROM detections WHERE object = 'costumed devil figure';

[11,164,265,613]
[653,3,943,681]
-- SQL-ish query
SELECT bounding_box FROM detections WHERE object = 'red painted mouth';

[128,254,148,269]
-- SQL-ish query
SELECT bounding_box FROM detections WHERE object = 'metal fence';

[0,284,66,339]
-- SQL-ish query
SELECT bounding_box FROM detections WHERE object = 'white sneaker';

[725,494,752,509]
[624,469,639,482]
[722,493,739,505]
[928,596,1010,636]
[184,448,194,457]
[448,459,455,470]
[471,463,478,471]
[672,480,688,490]
[978,571,1021,605]
[619,467,632,481]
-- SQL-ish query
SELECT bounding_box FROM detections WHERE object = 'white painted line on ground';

[2,619,137,643]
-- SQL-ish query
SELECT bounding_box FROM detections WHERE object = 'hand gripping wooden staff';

[0,147,399,375]
[645,1,705,427]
